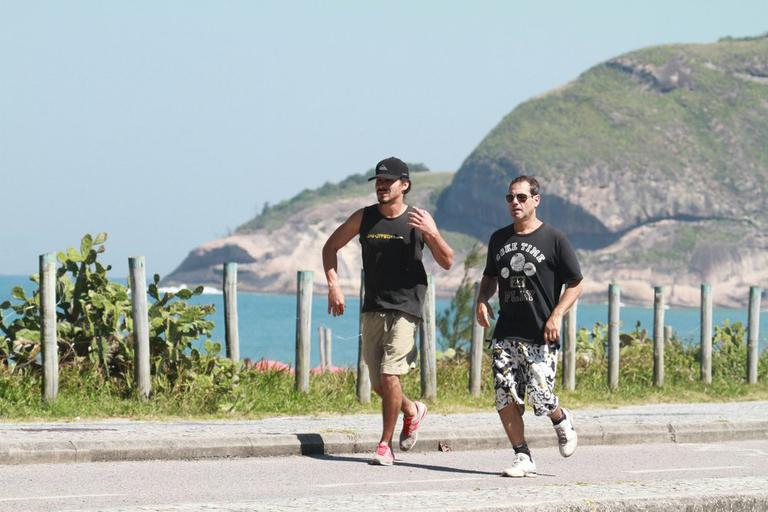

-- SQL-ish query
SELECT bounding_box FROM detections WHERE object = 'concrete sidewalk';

[1,401,767,465]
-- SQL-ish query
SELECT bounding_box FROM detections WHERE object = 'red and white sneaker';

[399,401,427,451]
[370,442,395,465]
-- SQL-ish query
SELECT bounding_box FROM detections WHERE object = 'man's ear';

[402,180,411,193]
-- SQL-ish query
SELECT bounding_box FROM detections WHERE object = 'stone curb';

[1,420,767,465]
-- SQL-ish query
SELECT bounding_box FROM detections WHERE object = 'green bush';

[563,319,768,402]
[0,234,223,396]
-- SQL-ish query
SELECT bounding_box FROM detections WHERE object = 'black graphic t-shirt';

[483,223,582,345]
[359,205,427,319]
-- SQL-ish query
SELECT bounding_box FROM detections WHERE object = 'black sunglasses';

[505,193,534,203]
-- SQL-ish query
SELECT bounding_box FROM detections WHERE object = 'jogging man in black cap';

[322,156,453,465]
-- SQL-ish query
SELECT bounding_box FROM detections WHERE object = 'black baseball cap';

[368,157,410,181]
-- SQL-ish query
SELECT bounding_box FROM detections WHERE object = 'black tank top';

[359,204,427,319]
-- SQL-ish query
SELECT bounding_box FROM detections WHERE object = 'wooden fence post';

[129,256,151,399]
[563,299,577,391]
[747,286,761,384]
[700,283,712,384]
[295,271,313,392]
[419,274,437,401]
[653,286,665,387]
[318,327,327,369]
[608,283,620,390]
[469,282,484,397]
[223,262,240,362]
[40,253,58,402]
[357,269,371,403]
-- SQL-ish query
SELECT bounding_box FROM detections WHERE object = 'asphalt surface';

[1,440,767,512]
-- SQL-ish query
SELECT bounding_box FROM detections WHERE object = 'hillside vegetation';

[165,35,768,306]
[164,168,480,297]
[237,163,430,232]
[434,34,768,305]
[438,35,768,240]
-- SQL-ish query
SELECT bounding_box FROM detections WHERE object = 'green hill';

[237,163,432,232]
[437,34,768,249]
[166,34,768,306]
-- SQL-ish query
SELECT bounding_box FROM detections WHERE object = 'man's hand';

[328,286,345,317]
[476,300,495,328]
[543,312,562,344]
[407,207,438,238]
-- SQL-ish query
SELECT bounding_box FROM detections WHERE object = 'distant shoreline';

[0,274,762,310]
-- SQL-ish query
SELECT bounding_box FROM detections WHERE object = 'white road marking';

[688,444,768,457]
[624,465,745,474]
[316,476,489,488]
[0,493,126,503]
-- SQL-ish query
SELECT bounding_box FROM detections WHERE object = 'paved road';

[0,440,767,511]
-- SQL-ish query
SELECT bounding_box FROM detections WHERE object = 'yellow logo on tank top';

[367,233,405,240]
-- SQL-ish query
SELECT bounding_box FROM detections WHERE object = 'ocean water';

[1,274,766,367]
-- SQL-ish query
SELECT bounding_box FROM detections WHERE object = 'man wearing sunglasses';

[322,157,454,466]
[476,175,582,478]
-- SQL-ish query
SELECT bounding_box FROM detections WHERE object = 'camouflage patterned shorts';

[492,338,559,416]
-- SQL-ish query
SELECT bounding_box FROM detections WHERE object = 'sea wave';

[158,284,223,295]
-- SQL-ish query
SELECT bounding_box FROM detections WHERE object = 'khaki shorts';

[361,310,418,389]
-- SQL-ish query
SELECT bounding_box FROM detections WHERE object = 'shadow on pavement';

[307,453,500,476]
[296,433,327,455]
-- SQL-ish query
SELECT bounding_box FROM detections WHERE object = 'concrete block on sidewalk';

[72,437,258,462]
[670,421,768,444]
[0,441,78,465]
[419,428,508,453]
[597,423,672,446]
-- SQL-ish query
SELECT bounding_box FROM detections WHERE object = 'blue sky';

[1,1,765,276]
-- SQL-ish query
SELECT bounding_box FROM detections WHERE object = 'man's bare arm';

[543,279,583,343]
[322,208,363,317]
[407,207,453,270]
[475,274,498,328]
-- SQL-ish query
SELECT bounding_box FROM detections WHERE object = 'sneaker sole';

[502,470,537,478]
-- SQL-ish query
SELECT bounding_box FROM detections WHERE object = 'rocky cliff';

[164,35,768,307]
[436,35,768,306]
[162,172,481,299]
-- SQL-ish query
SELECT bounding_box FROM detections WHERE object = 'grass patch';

[2,337,766,421]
